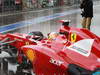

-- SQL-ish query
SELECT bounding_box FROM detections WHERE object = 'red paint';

[0,23,100,75]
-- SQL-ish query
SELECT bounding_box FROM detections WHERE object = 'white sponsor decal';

[49,58,64,66]
[67,39,94,57]
[97,58,100,62]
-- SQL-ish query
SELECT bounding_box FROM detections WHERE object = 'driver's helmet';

[48,32,59,40]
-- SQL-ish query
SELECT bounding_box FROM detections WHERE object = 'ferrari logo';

[71,33,77,42]
[25,42,30,45]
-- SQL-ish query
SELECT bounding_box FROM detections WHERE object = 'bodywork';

[0,21,100,75]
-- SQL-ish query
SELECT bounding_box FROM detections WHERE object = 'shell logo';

[26,49,36,62]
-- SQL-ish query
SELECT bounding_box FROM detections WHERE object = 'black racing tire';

[68,64,92,75]
[68,64,80,75]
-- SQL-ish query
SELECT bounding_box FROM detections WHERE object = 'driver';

[48,32,59,40]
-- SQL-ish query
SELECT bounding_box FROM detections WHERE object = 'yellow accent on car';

[26,49,36,62]
[25,42,30,45]
[71,33,77,42]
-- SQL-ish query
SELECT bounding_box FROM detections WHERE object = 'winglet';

[58,20,71,26]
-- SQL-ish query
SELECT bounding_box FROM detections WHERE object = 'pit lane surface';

[0,1,100,75]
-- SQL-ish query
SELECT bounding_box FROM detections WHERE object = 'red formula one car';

[0,20,100,75]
